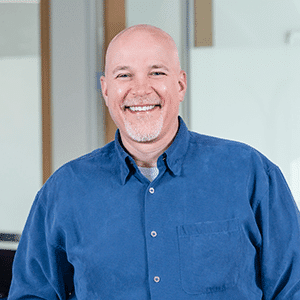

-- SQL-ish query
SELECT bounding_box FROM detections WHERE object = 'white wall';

[213,0,300,48]
[0,56,42,237]
[51,0,105,172]
[0,3,41,246]
[190,0,300,206]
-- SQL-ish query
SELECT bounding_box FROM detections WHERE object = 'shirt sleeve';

[8,188,74,300]
[254,165,300,299]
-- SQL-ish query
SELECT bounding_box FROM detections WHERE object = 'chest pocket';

[177,218,241,295]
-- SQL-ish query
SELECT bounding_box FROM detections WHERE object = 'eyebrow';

[112,66,130,74]
[112,64,169,75]
[151,64,169,72]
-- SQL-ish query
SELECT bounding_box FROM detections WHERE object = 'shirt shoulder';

[188,130,277,174]
[40,141,118,196]
[53,140,116,176]
[34,141,119,212]
[187,131,287,210]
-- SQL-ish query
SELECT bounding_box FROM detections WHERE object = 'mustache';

[121,97,161,109]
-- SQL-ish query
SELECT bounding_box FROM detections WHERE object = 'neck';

[120,123,179,168]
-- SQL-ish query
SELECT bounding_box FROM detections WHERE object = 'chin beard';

[124,114,163,142]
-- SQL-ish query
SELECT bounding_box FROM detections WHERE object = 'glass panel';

[0,1,42,248]
[190,0,300,206]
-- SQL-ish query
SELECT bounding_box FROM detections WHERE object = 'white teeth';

[129,105,156,112]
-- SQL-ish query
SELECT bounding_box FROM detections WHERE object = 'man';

[8,25,300,299]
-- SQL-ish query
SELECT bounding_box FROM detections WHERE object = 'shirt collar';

[114,116,190,185]
[162,116,190,176]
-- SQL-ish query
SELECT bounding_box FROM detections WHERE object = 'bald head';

[105,24,181,75]
[100,23,187,148]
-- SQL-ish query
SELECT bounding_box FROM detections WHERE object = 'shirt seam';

[250,161,276,214]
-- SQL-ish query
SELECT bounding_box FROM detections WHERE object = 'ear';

[178,70,187,102]
[100,75,108,106]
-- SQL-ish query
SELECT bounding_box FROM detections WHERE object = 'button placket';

[145,183,163,293]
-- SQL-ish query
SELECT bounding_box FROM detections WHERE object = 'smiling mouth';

[125,104,161,112]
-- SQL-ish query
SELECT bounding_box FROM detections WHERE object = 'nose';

[130,76,152,97]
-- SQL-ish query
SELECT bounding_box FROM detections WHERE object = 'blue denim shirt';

[9,117,300,299]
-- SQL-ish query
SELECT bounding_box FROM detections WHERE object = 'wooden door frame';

[103,0,126,144]
[40,0,52,184]
[194,0,213,47]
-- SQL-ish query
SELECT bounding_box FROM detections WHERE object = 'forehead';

[106,30,178,73]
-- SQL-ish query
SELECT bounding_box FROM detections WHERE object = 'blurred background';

[1,0,300,250]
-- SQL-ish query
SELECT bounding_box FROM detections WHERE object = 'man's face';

[101,29,187,145]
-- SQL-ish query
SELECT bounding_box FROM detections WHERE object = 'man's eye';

[116,73,131,78]
[151,71,166,76]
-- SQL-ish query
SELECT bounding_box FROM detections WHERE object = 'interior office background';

[1,0,300,251]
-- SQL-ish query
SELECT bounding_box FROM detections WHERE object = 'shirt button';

[151,231,157,237]
[149,187,155,194]
[154,276,160,283]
